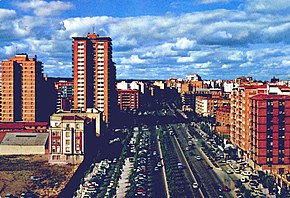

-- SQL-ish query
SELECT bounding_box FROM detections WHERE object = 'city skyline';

[1,0,290,80]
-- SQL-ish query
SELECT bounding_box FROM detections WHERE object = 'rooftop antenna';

[92,24,95,33]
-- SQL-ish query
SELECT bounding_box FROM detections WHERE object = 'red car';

[223,185,231,192]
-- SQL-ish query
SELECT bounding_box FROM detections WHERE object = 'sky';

[0,0,290,80]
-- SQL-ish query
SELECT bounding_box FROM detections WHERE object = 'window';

[66,140,70,145]
[66,131,70,137]
[76,139,80,145]
[76,132,81,137]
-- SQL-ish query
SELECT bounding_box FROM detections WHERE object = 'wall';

[0,145,45,155]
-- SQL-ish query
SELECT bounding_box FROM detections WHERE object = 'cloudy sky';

[1,0,290,80]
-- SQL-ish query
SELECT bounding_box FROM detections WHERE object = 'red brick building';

[54,80,73,111]
[249,94,290,173]
[215,105,231,136]
[117,89,139,110]
[1,54,44,122]
[72,33,117,125]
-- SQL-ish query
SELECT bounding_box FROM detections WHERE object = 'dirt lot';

[0,155,77,197]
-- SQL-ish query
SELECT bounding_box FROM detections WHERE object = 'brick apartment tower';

[230,84,267,158]
[249,95,290,173]
[0,54,43,122]
[72,33,116,125]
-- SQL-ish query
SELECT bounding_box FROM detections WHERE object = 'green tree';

[266,175,274,193]
[279,186,289,198]
[235,180,242,188]
[244,189,251,198]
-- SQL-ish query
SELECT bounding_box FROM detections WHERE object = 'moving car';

[192,182,199,189]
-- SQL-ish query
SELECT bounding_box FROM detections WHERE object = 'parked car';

[192,182,199,189]
[223,185,230,192]
[226,169,233,174]
[242,171,252,176]
[240,176,248,183]
[195,156,202,160]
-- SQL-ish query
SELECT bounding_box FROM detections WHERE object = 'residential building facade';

[54,80,74,111]
[72,33,117,125]
[48,108,102,164]
[215,105,231,136]
[249,94,290,174]
[0,54,44,122]
[117,89,139,110]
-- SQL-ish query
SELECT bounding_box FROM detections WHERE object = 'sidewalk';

[116,158,133,198]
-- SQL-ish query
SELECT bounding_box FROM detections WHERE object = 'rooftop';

[1,132,48,146]
[251,94,290,100]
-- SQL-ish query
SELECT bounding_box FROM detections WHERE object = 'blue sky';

[1,0,290,80]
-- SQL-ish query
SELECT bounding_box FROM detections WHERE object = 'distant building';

[235,76,253,85]
[0,54,45,122]
[215,105,231,136]
[195,96,229,117]
[117,89,139,110]
[181,92,195,111]
[54,80,73,111]
[185,74,202,81]
[116,81,129,90]
[166,78,182,93]
[153,81,165,90]
[249,94,290,174]
[181,83,192,93]
[72,33,117,126]
[48,108,103,164]
[223,82,237,93]
[0,122,47,133]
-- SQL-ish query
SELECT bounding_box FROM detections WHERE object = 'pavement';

[116,158,133,198]
[157,134,170,198]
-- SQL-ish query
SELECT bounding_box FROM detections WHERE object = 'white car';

[242,171,252,176]
[195,156,202,160]
[240,176,248,183]
[192,182,199,189]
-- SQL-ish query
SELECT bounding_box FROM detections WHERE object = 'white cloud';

[176,51,212,63]
[282,60,290,67]
[2,3,290,79]
[221,64,232,69]
[228,51,244,61]
[198,0,231,4]
[194,62,212,69]
[175,37,196,49]
[15,0,73,17]
[0,8,16,19]
[245,0,290,13]
[1,43,28,56]
[240,61,253,67]
[120,55,145,64]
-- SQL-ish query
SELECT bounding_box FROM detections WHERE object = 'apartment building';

[195,95,229,117]
[230,83,290,158]
[249,94,290,174]
[230,84,268,158]
[72,33,117,125]
[181,92,195,111]
[215,105,231,136]
[54,80,73,111]
[0,54,44,122]
[117,89,139,110]
[48,108,103,164]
